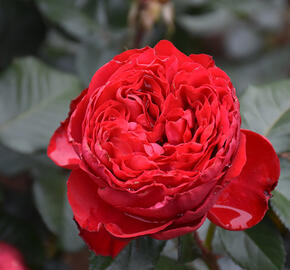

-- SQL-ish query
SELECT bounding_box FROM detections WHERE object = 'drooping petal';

[79,226,129,258]
[67,169,173,238]
[47,121,80,169]
[208,129,280,230]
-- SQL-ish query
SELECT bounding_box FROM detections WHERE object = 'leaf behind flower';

[240,79,290,153]
[0,57,82,153]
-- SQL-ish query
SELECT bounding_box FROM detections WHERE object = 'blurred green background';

[0,0,290,270]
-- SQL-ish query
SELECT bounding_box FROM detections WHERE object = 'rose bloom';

[48,40,280,257]
[0,242,27,270]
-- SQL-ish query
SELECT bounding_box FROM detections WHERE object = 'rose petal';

[98,184,166,209]
[79,226,129,258]
[208,129,280,230]
[103,180,220,221]
[152,215,206,240]
[223,131,247,181]
[68,169,173,238]
[190,54,215,69]
[154,40,189,62]
[88,48,149,94]
[47,120,79,169]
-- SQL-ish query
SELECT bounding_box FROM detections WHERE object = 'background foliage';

[0,0,290,269]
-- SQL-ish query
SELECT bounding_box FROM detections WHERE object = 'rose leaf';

[218,220,285,270]
[0,57,82,153]
[240,79,290,153]
[32,164,84,252]
[271,158,290,231]
[89,237,166,270]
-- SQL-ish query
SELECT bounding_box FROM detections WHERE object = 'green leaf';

[177,8,234,36]
[271,158,290,230]
[89,237,165,270]
[155,256,190,270]
[35,0,99,39]
[33,165,84,251]
[218,220,285,270]
[177,234,202,263]
[0,57,82,153]
[0,144,34,175]
[217,257,244,270]
[223,48,290,92]
[240,79,290,153]
[76,32,123,85]
[89,252,113,270]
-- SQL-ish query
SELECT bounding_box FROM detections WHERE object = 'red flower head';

[0,242,27,270]
[48,40,280,257]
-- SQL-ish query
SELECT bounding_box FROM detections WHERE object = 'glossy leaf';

[33,165,84,251]
[217,257,244,270]
[89,237,165,270]
[218,220,285,270]
[0,57,82,153]
[240,79,290,153]
[271,158,290,230]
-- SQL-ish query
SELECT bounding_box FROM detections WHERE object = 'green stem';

[204,222,216,252]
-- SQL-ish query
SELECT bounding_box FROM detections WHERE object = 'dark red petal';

[67,169,173,238]
[208,129,280,230]
[98,184,166,209]
[47,120,79,169]
[152,215,206,240]
[189,54,215,68]
[79,226,130,258]
[100,180,219,221]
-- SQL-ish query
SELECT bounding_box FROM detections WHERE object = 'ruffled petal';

[154,40,189,62]
[189,54,215,69]
[79,226,129,258]
[152,215,206,240]
[88,48,149,94]
[67,169,173,238]
[208,129,280,230]
[99,180,219,220]
[47,121,79,169]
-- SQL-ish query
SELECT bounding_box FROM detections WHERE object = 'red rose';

[0,242,27,270]
[48,40,280,257]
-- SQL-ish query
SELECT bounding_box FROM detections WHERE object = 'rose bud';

[48,40,280,257]
[0,242,27,270]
